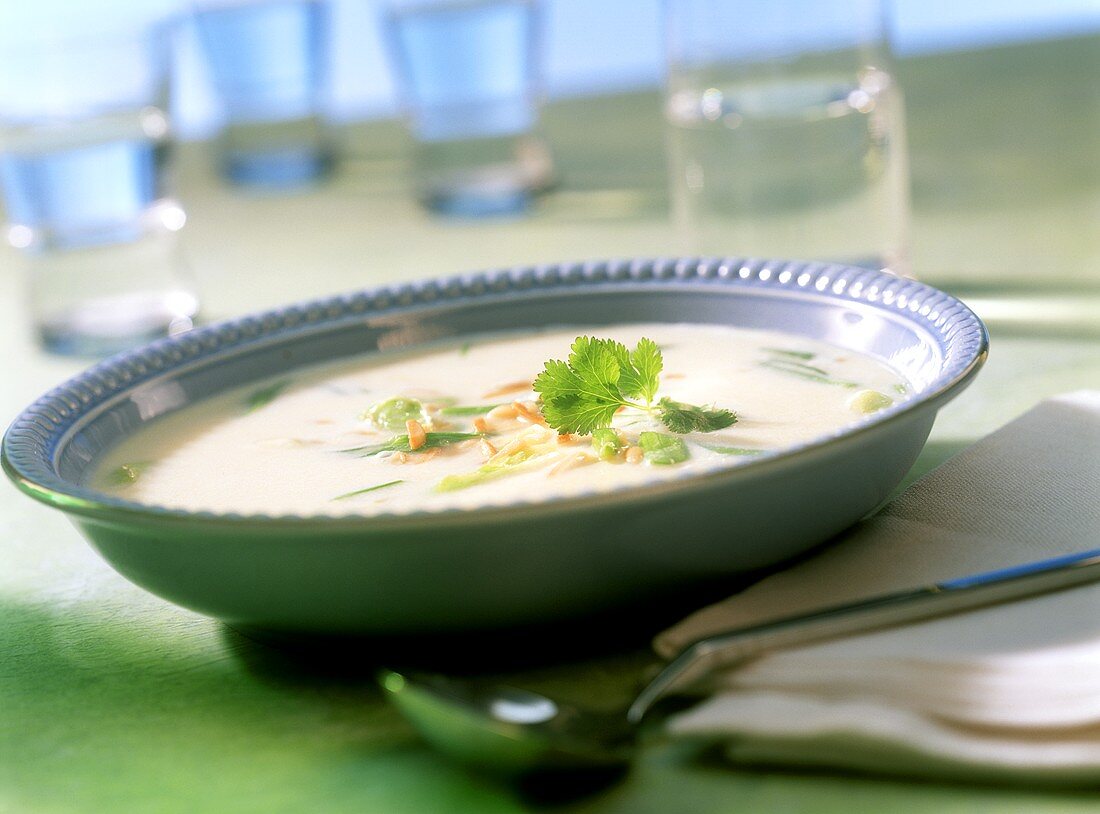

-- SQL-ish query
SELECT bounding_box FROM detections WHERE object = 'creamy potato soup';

[94,324,908,515]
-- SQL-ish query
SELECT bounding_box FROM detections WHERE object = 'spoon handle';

[627,547,1100,724]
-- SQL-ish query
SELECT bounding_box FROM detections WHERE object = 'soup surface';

[94,323,908,515]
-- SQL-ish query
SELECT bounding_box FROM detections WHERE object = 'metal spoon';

[381,547,1100,774]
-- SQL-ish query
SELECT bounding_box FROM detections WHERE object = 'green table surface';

[2,35,1099,813]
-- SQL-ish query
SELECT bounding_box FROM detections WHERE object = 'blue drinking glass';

[383,0,554,217]
[0,23,198,356]
[194,0,334,188]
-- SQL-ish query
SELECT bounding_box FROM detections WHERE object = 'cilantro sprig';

[655,398,737,434]
[533,336,736,435]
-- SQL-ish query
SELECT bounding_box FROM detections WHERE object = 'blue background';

[2,0,1098,137]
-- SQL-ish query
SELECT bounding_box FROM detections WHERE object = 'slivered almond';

[390,451,409,465]
[259,437,322,448]
[555,433,578,446]
[486,404,519,422]
[664,373,686,380]
[407,447,440,464]
[520,424,554,444]
[548,451,597,477]
[478,438,498,460]
[473,417,489,434]
[625,446,644,464]
[491,436,529,461]
[488,425,555,464]
[406,419,427,450]
[482,379,533,399]
[512,400,547,426]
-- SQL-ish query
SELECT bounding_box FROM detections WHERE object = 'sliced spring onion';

[332,480,404,501]
[760,358,858,388]
[340,432,482,457]
[245,379,291,412]
[439,403,505,417]
[638,431,690,465]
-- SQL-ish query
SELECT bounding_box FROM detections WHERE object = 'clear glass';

[194,0,334,188]
[383,0,554,217]
[0,25,198,357]
[665,0,910,274]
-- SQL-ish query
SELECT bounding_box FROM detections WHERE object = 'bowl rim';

[2,256,989,529]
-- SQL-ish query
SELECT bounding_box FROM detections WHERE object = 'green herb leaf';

[590,428,625,461]
[569,337,629,403]
[760,358,858,388]
[439,403,505,416]
[540,395,622,436]
[331,480,404,501]
[638,431,690,465]
[341,431,482,457]
[534,336,658,435]
[773,359,829,376]
[606,336,662,402]
[245,379,291,412]
[535,342,626,435]
[107,462,150,486]
[532,359,582,404]
[656,398,737,433]
[763,347,816,360]
[628,337,662,403]
[697,443,765,456]
[364,397,427,430]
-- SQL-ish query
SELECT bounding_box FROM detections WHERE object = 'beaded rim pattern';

[2,257,988,525]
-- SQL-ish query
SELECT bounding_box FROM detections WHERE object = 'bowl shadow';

[220,571,765,688]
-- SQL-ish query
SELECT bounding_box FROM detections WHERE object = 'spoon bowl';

[379,669,635,773]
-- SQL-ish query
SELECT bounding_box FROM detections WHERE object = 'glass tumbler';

[383,0,554,217]
[0,24,198,356]
[194,0,335,188]
[665,0,910,273]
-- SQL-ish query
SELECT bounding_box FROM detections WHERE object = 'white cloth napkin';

[656,391,1100,785]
